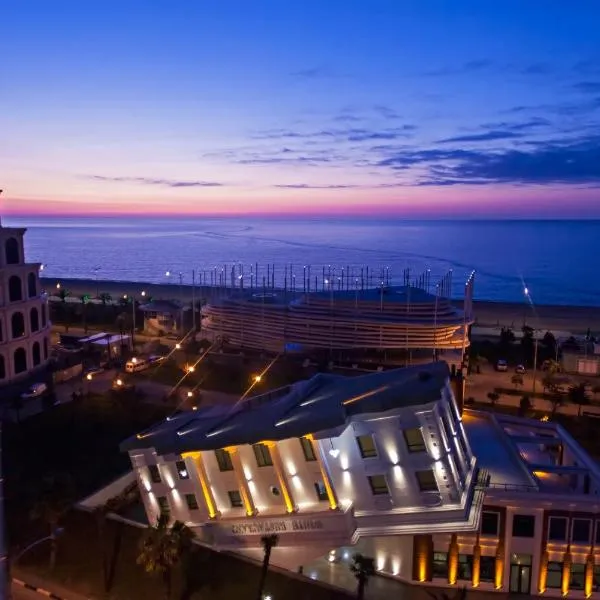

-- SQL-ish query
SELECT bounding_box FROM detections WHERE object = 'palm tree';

[30,474,73,570]
[137,513,195,599]
[98,292,112,305]
[568,383,589,417]
[511,374,524,390]
[79,294,90,333]
[487,391,500,410]
[350,553,375,600]
[256,534,279,600]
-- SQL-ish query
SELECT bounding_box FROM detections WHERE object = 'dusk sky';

[3,1,600,217]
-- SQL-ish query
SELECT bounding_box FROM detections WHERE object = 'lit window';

[314,481,328,502]
[481,511,500,536]
[546,561,563,590]
[228,490,243,508]
[215,449,234,472]
[571,518,591,543]
[253,443,273,467]
[415,470,438,492]
[548,516,568,541]
[176,460,189,480]
[156,496,170,515]
[457,555,473,581]
[367,474,389,495]
[300,437,317,461]
[185,494,199,510]
[148,465,162,483]
[403,428,427,453]
[432,552,448,579]
[356,435,377,459]
[570,563,586,591]
[512,514,535,538]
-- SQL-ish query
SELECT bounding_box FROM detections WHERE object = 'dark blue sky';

[2,1,600,216]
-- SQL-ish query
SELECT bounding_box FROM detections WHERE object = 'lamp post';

[125,290,146,350]
[524,287,539,395]
[166,271,184,332]
[93,266,101,299]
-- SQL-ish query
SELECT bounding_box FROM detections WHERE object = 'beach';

[41,277,600,335]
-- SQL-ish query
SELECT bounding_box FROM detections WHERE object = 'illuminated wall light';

[248,480,257,493]
[472,541,481,588]
[339,455,349,470]
[164,473,175,489]
[392,558,400,576]
[447,534,459,585]
[292,476,302,491]
[328,550,336,563]
[539,550,549,594]
[286,461,297,476]
[562,546,572,597]
[243,466,252,481]
[141,476,152,492]
[387,448,399,464]
[376,556,386,571]
[342,471,352,484]
[495,541,505,589]
[584,552,594,598]
[343,551,350,560]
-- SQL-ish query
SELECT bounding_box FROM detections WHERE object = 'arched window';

[11,312,25,338]
[14,347,27,374]
[43,337,49,360]
[5,238,20,265]
[30,307,39,332]
[0,355,5,379]
[41,304,47,327]
[32,341,41,366]
[8,275,23,302]
[28,273,37,298]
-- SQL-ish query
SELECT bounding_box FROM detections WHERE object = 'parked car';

[148,354,166,364]
[496,359,508,372]
[21,382,48,399]
[515,364,526,374]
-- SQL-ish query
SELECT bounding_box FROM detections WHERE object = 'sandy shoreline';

[41,277,600,335]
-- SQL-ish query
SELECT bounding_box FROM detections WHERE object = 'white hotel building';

[122,362,600,597]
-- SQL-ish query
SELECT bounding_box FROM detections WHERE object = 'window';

[403,428,427,453]
[480,556,496,583]
[432,552,448,579]
[185,494,199,511]
[214,448,234,471]
[32,342,41,366]
[314,481,328,502]
[546,561,563,590]
[27,273,37,298]
[253,443,273,467]
[5,238,19,264]
[512,514,535,538]
[594,565,600,593]
[548,516,568,541]
[572,518,591,543]
[416,470,438,492]
[0,356,4,379]
[300,437,317,461]
[458,555,473,581]
[356,434,377,458]
[596,521,600,545]
[481,511,500,536]
[570,563,586,591]
[8,276,22,302]
[156,496,170,515]
[176,460,189,479]
[11,312,25,338]
[367,474,389,495]
[13,347,27,374]
[41,304,47,327]
[148,465,162,483]
[228,490,243,508]
[30,307,39,332]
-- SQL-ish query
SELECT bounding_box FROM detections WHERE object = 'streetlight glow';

[86,374,92,381]
[187,391,193,398]
[175,343,181,350]
[253,375,262,383]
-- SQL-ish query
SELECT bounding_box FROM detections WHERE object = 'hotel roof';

[121,361,451,455]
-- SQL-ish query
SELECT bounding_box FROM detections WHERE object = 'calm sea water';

[4,216,598,306]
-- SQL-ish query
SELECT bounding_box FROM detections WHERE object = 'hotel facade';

[122,362,600,597]
[0,218,51,384]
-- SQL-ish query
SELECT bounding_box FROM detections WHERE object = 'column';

[472,535,481,588]
[412,534,433,582]
[181,451,220,519]
[495,539,505,590]
[263,441,297,514]
[306,434,339,510]
[562,545,572,597]
[227,446,257,516]
[585,552,594,598]
[538,547,549,594]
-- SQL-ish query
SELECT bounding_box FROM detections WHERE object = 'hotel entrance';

[509,554,532,595]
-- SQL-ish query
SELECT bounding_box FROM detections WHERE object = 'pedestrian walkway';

[12,568,93,600]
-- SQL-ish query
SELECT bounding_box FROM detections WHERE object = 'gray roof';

[121,361,450,455]
[139,300,181,313]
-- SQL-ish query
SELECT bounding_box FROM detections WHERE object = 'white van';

[125,358,150,373]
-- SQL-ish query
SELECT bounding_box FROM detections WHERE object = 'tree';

[542,375,559,394]
[519,395,533,417]
[487,391,500,409]
[99,292,112,305]
[568,383,590,417]
[543,359,561,375]
[521,325,535,353]
[350,553,375,600]
[256,534,279,600]
[511,374,524,390]
[79,294,90,333]
[549,392,566,418]
[137,513,195,599]
[542,331,556,349]
[499,327,515,347]
[30,474,74,570]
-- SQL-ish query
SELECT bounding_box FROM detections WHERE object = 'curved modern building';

[203,272,475,354]
[0,219,51,384]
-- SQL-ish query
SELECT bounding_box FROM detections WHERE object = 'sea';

[4,216,598,307]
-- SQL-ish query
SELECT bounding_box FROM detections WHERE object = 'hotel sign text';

[230,518,324,536]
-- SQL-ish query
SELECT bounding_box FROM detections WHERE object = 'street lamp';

[166,270,184,332]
